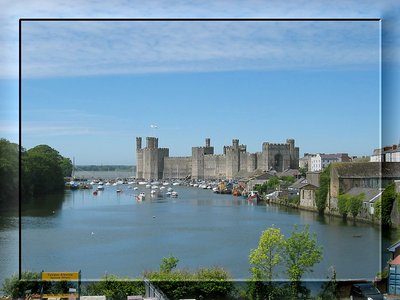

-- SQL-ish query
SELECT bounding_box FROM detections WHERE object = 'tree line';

[0,138,72,212]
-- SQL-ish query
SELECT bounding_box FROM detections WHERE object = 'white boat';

[247,191,260,201]
[163,182,169,186]
[136,192,145,201]
[138,181,147,185]
[171,191,178,198]
[133,187,138,190]
[112,182,118,186]
[146,184,151,189]
[172,182,180,186]
[167,187,173,192]
[97,185,104,190]
[151,185,159,189]
[193,184,198,187]
[160,186,166,190]
[166,191,172,196]
[151,190,156,195]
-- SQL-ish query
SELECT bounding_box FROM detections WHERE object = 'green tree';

[23,144,72,196]
[299,167,307,178]
[316,165,331,214]
[160,255,179,273]
[374,198,381,220]
[381,183,397,227]
[283,224,323,282]
[280,175,296,185]
[145,257,234,300]
[0,138,19,212]
[267,176,280,190]
[338,194,351,219]
[84,275,145,300]
[249,226,285,281]
[348,193,365,220]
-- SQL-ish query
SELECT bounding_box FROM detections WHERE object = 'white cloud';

[18,20,381,78]
[0,0,397,79]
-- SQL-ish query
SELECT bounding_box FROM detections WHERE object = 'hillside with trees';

[0,139,73,213]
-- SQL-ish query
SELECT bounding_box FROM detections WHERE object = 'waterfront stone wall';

[163,156,192,179]
[136,136,300,181]
[204,154,226,179]
[247,153,257,172]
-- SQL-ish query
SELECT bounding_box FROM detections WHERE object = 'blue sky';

[1,1,399,165]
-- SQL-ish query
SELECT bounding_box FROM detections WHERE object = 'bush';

[2,272,41,298]
[84,275,145,300]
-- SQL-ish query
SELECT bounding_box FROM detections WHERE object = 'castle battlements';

[136,137,299,180]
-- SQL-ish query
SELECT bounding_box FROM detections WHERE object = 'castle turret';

[205,138,210,148]
[146,137,158,149]
[136,137,142,150]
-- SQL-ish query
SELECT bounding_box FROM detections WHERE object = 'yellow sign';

[41,272,80,281]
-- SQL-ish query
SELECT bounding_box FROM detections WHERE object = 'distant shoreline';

[75,165,135,172]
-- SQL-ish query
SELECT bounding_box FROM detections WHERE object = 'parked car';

[350,282,384,300]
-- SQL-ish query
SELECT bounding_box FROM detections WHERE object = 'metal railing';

[143,279,169,300]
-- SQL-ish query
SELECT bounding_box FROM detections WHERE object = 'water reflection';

[7,185,392,280]
[22,193,64,217]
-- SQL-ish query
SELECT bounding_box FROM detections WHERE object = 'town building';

[328,162,400,213]
[309,153,351,172]
[370,144,400,162]
[136,137,300,181]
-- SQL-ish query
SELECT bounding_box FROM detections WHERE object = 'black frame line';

[19,17,383,282]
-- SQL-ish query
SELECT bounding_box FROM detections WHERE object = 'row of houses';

[292,162,400,221]
[299,153,352,172]
[298,144,400,173]
[370,144,400,162]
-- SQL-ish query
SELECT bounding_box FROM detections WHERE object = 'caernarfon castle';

[136,137,299,181]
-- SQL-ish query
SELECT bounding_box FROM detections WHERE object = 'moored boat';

[247,191,260,201]
[136,192,145,201]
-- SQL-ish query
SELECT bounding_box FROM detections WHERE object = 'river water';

[1,184,398,286]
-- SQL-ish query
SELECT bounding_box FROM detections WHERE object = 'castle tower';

[136,137,143,179]
[205,138,210,148]
[225,139,240,179]
[136,137,169,180]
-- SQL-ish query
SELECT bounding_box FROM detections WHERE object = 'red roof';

[390,255,400,265]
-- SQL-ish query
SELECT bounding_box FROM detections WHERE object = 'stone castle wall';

[136,136,299,180]
[204,154,226,179]
[163,157,192,179]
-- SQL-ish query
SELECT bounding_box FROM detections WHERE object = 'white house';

[309,153,351,172]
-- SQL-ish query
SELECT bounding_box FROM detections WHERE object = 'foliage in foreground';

[1,272,41,298]
[145,256,235,300]
[249,224,323,283]
[84,275,145,300]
